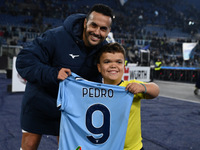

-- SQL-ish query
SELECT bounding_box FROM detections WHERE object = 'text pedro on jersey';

[82,88,114,98]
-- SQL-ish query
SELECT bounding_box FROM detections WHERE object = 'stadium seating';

[0,0,199,83]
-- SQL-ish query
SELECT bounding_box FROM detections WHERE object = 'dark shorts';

[21,109,61,136]
[20,83,61,136]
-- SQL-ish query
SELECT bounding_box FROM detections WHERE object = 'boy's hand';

[126,83,145,94]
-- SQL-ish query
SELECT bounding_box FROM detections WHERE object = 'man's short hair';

[86,4,113,21]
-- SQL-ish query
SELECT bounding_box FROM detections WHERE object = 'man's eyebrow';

[100,26,108,30]
[90,22,109,29]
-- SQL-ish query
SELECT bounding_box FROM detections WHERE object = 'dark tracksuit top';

[16,13,107,135]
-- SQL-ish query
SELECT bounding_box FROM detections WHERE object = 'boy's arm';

[126,82,160,99]
[143,83,160,99]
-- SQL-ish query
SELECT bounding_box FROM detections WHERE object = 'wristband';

[140,83,147,94]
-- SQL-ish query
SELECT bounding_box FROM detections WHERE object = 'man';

[16,4,113,150]
[194,71,200,95]
[154,58,162,79]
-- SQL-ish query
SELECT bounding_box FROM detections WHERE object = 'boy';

[96,42,160,150]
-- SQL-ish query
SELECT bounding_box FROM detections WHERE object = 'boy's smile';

[97,52,125,85]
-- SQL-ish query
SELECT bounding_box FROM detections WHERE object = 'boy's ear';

[97,64,101,73]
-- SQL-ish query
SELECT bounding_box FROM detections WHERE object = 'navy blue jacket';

[16,14,107,133]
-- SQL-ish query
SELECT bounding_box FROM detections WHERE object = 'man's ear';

[84,18,87,28]
[109,27,111,32]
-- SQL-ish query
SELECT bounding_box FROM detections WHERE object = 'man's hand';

[57,68,71,80]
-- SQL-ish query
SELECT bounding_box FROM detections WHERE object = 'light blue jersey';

[57,73,134,150]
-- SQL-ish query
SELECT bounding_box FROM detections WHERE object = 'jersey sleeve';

[57,80,69,111]
[57,74,77,111]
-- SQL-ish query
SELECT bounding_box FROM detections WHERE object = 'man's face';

[83,11,112,47]
[97,52,125,85]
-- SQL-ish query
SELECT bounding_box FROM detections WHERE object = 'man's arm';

[16,31,59,86]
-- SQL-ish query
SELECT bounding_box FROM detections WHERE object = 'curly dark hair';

[86,4,113,22]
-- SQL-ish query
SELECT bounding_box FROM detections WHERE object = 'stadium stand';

[0,0,200,83]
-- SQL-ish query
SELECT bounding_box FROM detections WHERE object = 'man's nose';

[94,27,100,35]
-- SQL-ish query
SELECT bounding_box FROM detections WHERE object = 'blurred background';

[0,0,200,83]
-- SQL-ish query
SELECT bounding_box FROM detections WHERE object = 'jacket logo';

[69,54,79,59]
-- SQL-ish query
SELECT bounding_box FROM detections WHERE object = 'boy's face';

[97,52,125,85]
